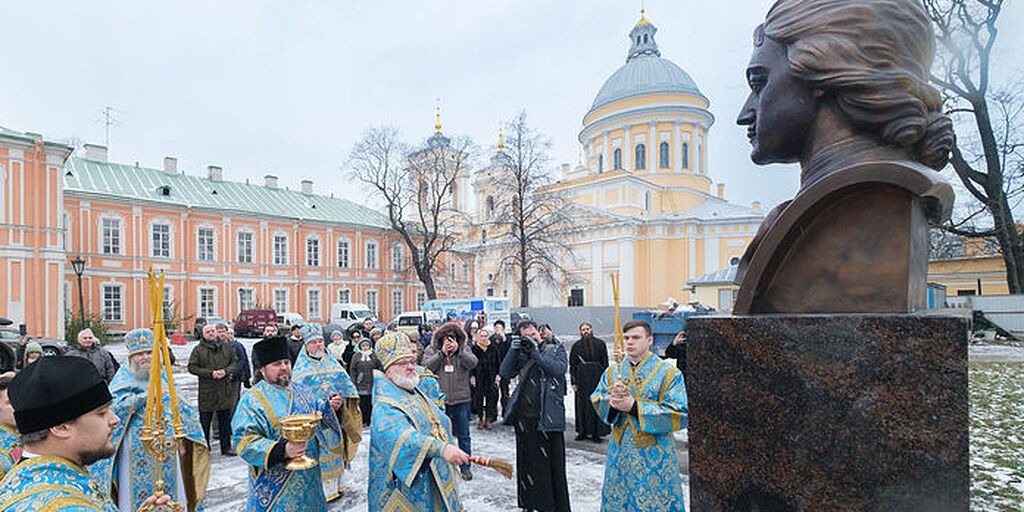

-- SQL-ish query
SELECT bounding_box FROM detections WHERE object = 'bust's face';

[737,35,820,165]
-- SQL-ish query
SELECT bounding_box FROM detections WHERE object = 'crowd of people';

[0,314,690,512]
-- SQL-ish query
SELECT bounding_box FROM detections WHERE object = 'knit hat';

[10,356,112,434]
[300,323,324,343]
[330,330,343,340]
[24,342,43,356]
[253,336,290,366]
[125,328,155,357]
[376,332,414,370]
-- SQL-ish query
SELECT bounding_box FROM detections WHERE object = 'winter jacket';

[229,339,252,389]
[423,323,478,405]
[66,345,120,383]
[187,339,239,412]
[348,351,380,396]
[500,335,567,432]
[471,342,501,390]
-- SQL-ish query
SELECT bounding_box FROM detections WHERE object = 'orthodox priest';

[293,323,362,501]
[0,373,21,479]
[368,332,468,512]
[90,328,210,512]
[569,322,610,441]
[591,320,688,512]
[232,336,345,512]
[0,357,169,511]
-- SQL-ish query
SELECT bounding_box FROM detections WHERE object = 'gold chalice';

[280,413,321,471]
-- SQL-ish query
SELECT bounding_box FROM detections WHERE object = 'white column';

[674,122,681,172]
[624,125,631,170]
[591,240,603,305]
[619,239,635,306]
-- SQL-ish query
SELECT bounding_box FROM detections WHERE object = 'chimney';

[207,165,223,181]
[301,179,313,195]
[717,183,725,198]
[752,200,761,210]
[84,144,107,163]
[264,174,279,189]
[163,156,177,175]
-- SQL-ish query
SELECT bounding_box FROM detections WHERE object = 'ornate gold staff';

[139,271,186,512]
[610,272,630,388]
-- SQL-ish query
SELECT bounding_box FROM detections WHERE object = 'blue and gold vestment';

[0,456,118,512]
[591,352,688,512]
[292,345,362,501]
[0,425,20,480]
[416,366,445,409]
[232,379,342,512]
[368,370,463,512]
[88,366,209,512]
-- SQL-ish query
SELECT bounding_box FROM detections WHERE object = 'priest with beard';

[368,332,468,512]
[90,328,210,512]
[232,336,345,512]
[569,322,610,442]
[292,323,362,502]
[0,357,170,511]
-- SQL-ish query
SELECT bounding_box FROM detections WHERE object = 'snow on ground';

[968,342,1024,363]
[969,360,1024,511]
[109,338,687,511]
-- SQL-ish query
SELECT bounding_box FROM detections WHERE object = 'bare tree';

[490,112,581,307]
[924,0,1024,292]
[347,127,473,299]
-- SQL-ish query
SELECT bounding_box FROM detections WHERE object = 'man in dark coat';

[219,324,251,413]
[188,323,238,455]
[490,320,511,417]
[287,324,304,364]
[569,322,611,442]
[500,320,570,512]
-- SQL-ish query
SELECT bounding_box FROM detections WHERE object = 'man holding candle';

[591,320,688,512]
[89,328,210,512]
[232,336,345,512]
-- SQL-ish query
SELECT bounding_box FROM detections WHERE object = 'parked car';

[329,303,375,331]
[193,316,227,339]
[0,328,67,371]
[277,312,306,333]
[234,309,278,338]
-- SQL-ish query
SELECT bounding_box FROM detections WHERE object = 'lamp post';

[70,256,86,325]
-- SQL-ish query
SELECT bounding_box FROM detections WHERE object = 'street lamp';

[70,256,86,325]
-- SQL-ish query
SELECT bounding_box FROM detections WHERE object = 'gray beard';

[130,361,150,381]
[391,374,420,391]
[308,349,325,360]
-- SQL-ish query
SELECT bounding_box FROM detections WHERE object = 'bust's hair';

[761,0,954,170]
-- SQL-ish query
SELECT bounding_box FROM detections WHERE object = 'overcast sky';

[1,0,1021,213]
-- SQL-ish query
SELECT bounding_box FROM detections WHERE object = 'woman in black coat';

[470,327,501,429]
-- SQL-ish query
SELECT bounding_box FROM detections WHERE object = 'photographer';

[499,320,570,512]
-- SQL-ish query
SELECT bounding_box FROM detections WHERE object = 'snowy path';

[109,338,688,511]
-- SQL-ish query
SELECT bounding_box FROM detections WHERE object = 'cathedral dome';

[587,14,704,116]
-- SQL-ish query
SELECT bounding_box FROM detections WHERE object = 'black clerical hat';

[10,356,112,434]
[253,336,290,366]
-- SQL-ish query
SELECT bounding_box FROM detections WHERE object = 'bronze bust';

[733,0,955,314]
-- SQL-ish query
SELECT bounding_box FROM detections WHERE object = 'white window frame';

[366,241,378,270]
[150,222,171,258]
[338,288,351,304]
[365,289,378,315]
[238,287,256,312]
[391,243,403,271]
[337,239,350,268]
[306,236,321,267]
[461,262,469,282]
[273,234,289,265]
[197,226,216,262]
[101,282,125,323]
[99,215,123,255]
[237,230,254,263]
[391,289,403,318]
[198,287,217,318]
[307,288,322,320]
[273,288,289,314]
[415,291,427,311]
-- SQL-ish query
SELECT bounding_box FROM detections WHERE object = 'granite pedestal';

[687,314,968,512]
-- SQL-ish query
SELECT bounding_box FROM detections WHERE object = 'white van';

[329,303,375,331]
[394,310,443,337]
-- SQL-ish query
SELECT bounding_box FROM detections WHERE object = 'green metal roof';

[63,157,390,229]
[0,124,73,149]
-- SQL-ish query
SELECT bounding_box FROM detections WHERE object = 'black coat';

[500,336,567,432]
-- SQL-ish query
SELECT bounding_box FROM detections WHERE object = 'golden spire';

[636,3,650,26]
[498,127,504,153]
[434,100,442,134]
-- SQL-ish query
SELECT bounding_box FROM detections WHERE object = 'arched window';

[643,34,649,44]
[598,154,604,173]
[682,143,690,169]
[659,142,670,169]
[613,148,622,170]
[635,144,646,170]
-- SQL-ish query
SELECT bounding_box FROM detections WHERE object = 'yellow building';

[466,13,764,307]
[928,256,1010,296]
